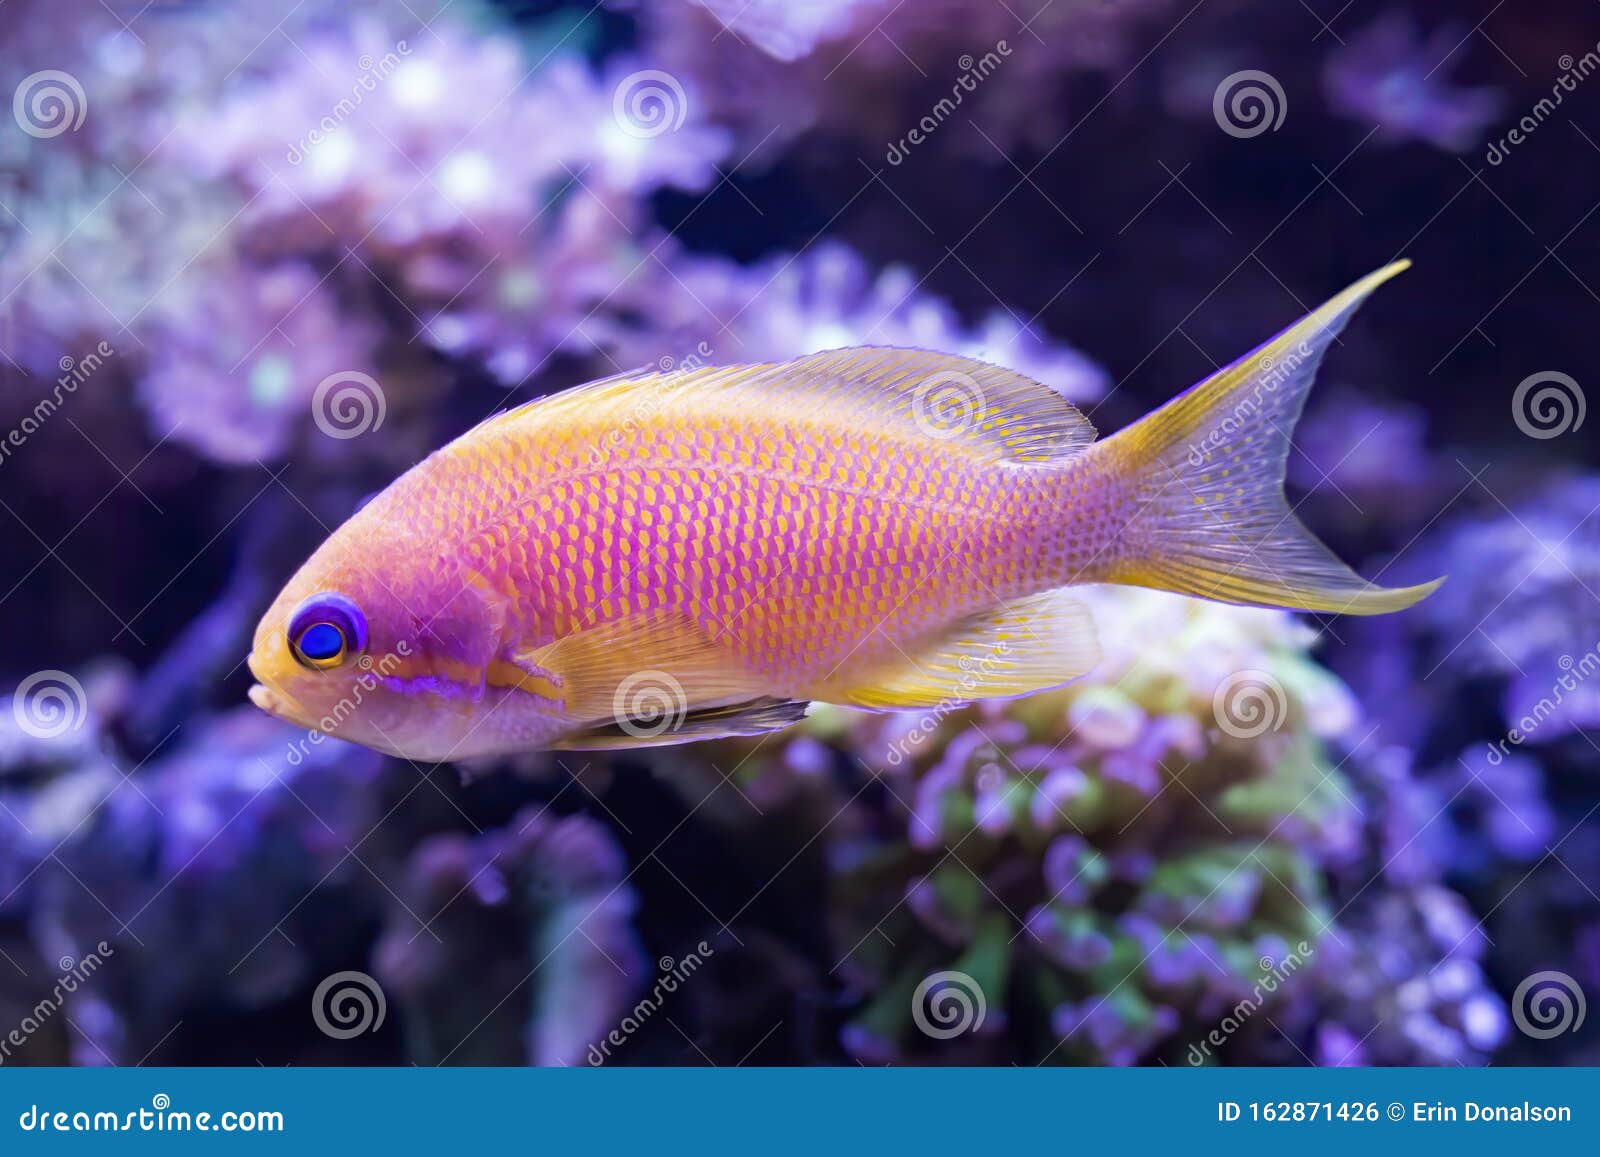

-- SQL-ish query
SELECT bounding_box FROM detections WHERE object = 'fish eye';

[288,592,368,671]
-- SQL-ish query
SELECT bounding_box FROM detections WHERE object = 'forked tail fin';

[1093,260,1443,615]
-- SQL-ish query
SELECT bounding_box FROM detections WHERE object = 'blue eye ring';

[288,592,368,671]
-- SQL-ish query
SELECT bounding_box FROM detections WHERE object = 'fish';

[247,260,1442,762]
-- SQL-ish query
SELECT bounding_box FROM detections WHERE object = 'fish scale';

[439,410,1017,688]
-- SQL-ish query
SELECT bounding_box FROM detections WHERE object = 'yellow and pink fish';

[248,262,1441,761]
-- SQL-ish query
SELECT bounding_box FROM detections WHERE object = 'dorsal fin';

[774,348,1096,461]
[471,347,1096,464]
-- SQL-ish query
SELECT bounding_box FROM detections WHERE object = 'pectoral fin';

[515,611,770,737]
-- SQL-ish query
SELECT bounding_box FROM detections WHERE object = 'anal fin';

[819,589,1101,710]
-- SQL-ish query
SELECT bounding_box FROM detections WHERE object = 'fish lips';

[246,652,308,725]
[247,681,281,714]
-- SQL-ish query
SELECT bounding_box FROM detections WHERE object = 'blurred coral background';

[1,0,1597,1066]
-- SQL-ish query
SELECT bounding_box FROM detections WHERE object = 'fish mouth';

[247,678,316,730]
[246,651,300,722]
[247,681,279,714]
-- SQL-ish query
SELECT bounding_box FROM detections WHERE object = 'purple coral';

[1323,13,1504,153]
